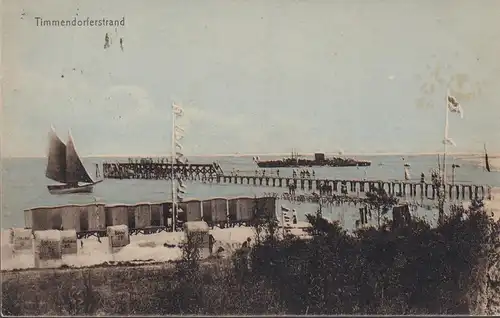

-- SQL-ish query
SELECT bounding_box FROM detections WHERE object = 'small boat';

[45,127,103,195]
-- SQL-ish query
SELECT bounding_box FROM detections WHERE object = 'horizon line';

[2,151,498,159]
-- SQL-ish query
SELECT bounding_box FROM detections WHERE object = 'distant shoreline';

[4,152,500,159]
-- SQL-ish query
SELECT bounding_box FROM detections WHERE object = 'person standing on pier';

[276,169,280,177]
[292,209,298,224]
[420,173,425,183]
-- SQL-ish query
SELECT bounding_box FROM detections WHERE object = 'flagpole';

[281,207,285,238]
[171,104,177,232]
[440,89,450,224]
[442,89,450,192]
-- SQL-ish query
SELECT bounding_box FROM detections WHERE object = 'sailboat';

[45,127,103,194]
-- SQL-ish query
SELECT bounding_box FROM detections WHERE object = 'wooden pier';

[211,175,489,201]
[102,161,489,201]
[103,161,223,179]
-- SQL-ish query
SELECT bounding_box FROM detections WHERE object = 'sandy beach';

[1,223,310,271]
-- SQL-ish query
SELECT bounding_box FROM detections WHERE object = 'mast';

[171,104,177,232]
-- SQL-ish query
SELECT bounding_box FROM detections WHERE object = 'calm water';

[2,155,499,229]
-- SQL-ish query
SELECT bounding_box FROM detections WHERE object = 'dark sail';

[485,144,491,172]
[45,128,67,183]
[66,132,94,184]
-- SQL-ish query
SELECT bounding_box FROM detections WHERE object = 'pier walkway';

[212,175,488,201]
[103,162,223,180]
[103,161,489,201]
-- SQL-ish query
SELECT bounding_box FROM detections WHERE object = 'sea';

[2,154,499,231]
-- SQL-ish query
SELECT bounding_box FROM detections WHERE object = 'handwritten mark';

[104,33,110,49]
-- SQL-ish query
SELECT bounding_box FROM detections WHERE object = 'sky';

[2,0,500,158]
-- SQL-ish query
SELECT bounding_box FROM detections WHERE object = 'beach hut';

[34,230,62,268]
[228,197,254,223]
[150,202,163,226]
[30,206,63,230]
[202,200,212,222]
[23,209,33,229]
[179,199,202,222]
[134,202,152,228]
[256,196,277,220]
[85,203,106,231]
[202,197,228,225]
[183,221,210,259]
[60,204,81,231]
[105,204,129,227]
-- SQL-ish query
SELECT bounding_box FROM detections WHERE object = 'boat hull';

[47,180,103,195]
[257,161,371,168]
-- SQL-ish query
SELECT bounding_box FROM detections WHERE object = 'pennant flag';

[172,103,184,116]
[178,179,186,189]
[176,158,187,165]
[174,125,184,141]
[174,132,184,141]
[442,137,456,147]
[175,141,183,150]
[447,95,464,118]
[177,187,186,194]
[281,205,290,213]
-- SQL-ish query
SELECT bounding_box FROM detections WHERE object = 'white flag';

[172,103,184,116]
[447,95,464,118]
[176,158,187,165]
[175,125,184,133]
[178,179,187,189]
[443,137,456,146]
[174,132,184,141]
[175,141,183,150]
[177,187,186,194]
